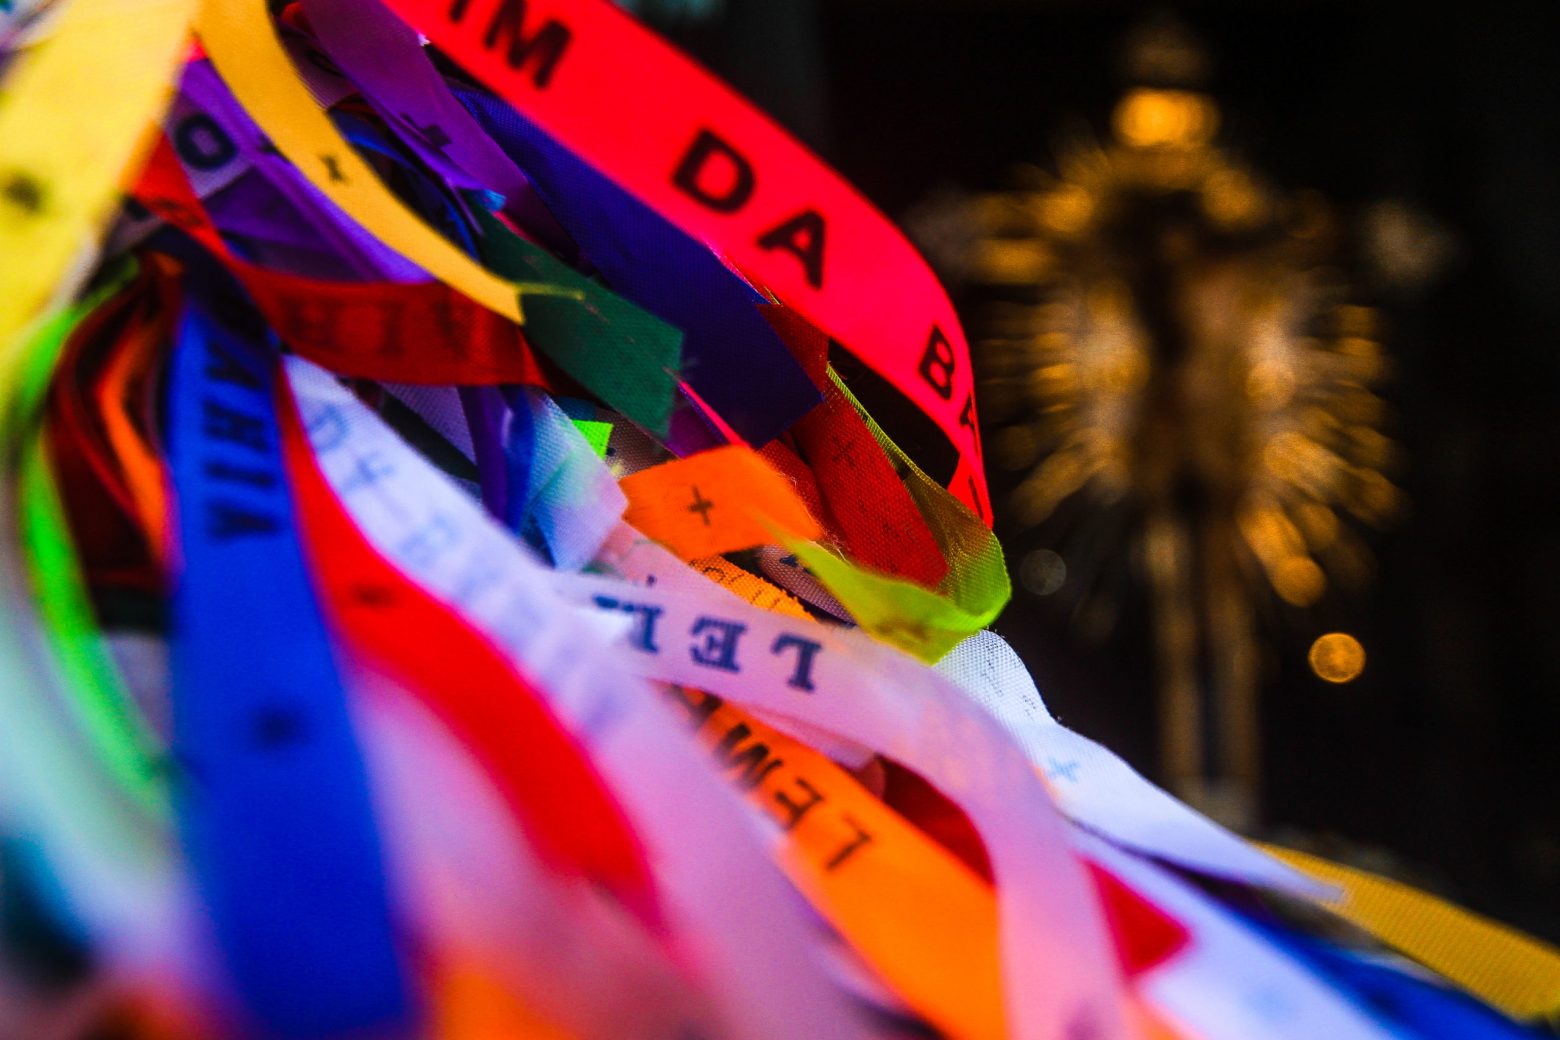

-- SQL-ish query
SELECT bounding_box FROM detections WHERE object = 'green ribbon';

[17,426,169,819]
[477,209,683,439]
[0,281,176,949]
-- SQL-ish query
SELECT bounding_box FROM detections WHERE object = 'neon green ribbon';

[785,371,1011,663]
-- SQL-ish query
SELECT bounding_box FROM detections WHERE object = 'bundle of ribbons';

[0,0,1556,1036]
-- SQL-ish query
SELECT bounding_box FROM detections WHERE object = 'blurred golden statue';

[916,17,1447,826]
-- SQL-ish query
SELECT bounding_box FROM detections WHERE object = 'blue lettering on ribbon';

[592,594,664,653]
[770,633,823,692]
[690,616,746,672]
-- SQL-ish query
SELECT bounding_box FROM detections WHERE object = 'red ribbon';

[373,0,993,523]
[277,382,664,932]
[131,135,557,389]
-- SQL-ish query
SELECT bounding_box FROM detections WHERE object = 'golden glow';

[975,239,1054,283]
[994,425,1041,469]
[970,50,1399,682]
[1293,501,1340,550]
[1038,183,1095,235]
[1202,169,1265,228]
[1113,88,1219,149]
[1353,469,1403,524]
[1273,557,1326,607]
[1336,305,1379,337]
[1098,351,1147,393]
[1309,632,1366,684]
[953,20,1403,819]
[1246,358,1297,409]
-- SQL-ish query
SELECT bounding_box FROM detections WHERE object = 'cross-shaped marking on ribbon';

[320,153,348,183]
[688,485,715,526]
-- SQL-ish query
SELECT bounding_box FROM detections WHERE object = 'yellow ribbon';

[194,0,576,324]
[1264,842,1560,1021]
[784,370,1011,663]
[0,0,196,373]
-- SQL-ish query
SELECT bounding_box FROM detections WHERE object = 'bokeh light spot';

[1309,632,1366,684]
[1020,548,1068,596]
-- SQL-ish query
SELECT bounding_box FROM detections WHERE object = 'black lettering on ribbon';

[277,296,345,354]
[825,815,874,870]
[429,297,465,346]
[204,341,265,391]
[664,686,721,732]
[173,114,238,172]
[320,154,348,184]
[202,399,270,454]
[448,0,571,88]
[349,582,398,608]
[711,722,783,790]
[958,389,982,460]
[687,485,716,526]
[203,460,278,489]
[672,129,755,214]
[373,299,407,359]
[206,499,280,541]
[772,776,824,831]
[250,705,306,748]
[917,323,956,401]
[756,209,827,290]
[0,170,45,218]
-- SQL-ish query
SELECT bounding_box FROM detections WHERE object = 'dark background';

[662,0,1560,942]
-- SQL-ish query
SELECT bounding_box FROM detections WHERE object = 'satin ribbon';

[295,0,823,448]
[1077,832,1401,1040]
[129,134,559,387]
[490,360,1314,903]
[1263,843,1560,1024]
[18,285,169,822]
[762,303,949,589]
[165,298,412,1034]
[0,290,185,980]
[192,0,694,438]
[285,354,875,1040]
[284,352,1139,1039]
[501,385,625,568]
[561,538,1136,1039]
[460,88,823,448]
[175,58,423,283]
[370,0,994,521]
[0,0,195,360]
[277,382,663,929]
[193,0,568,324]
[1235,907,1541,1040]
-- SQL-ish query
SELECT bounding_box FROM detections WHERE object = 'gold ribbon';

[194,0,576,324]
[1264,842,1560,1021]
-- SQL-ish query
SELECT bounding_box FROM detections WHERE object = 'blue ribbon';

[1239,911,1541,1039]
[458,91,823,448]
[165,297,412,1036]
[500,386,622,570]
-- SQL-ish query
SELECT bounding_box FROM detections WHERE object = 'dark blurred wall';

[669,0,1560,941]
